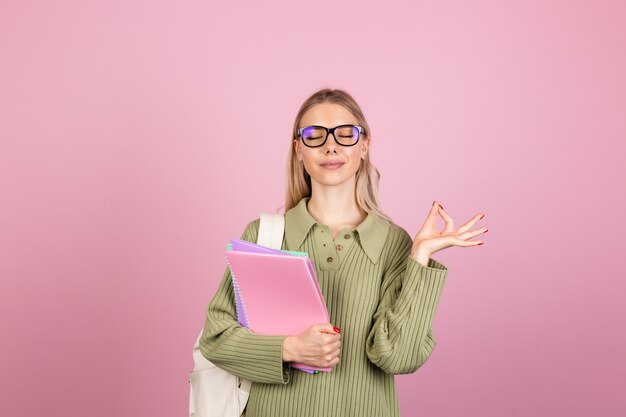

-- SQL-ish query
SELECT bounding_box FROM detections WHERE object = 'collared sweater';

[200,196,449,417]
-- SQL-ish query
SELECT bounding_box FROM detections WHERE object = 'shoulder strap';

[257,212,285,250]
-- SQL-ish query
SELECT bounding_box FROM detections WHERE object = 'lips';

[320,162,345,169]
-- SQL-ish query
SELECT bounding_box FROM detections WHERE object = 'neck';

[306,191,366,229]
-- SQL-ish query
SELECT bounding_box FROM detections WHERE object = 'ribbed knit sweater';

[200,196,449,417]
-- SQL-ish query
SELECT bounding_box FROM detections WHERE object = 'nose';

[323,132,338,153]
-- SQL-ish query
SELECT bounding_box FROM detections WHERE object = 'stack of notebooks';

[225,239,332,374]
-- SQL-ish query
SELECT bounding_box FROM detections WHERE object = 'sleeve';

[365,228,449,375]
[199,217,292,385]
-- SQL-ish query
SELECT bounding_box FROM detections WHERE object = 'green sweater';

[200,196,449,417]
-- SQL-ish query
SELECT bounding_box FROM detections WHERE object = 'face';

[294,102,369,189]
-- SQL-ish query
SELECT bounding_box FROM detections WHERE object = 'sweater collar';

[284,196,390,264]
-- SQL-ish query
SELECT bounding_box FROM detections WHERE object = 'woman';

[200,88,488,417]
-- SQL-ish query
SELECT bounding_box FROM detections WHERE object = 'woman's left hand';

[410,201,488,260]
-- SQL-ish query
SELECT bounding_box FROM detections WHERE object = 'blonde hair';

[282,88,394,224]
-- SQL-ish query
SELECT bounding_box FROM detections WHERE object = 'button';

[336,244,343,251]
[344,234,351,239]
[326,256,333,263]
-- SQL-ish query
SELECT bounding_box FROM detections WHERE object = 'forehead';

[300,102,358,127]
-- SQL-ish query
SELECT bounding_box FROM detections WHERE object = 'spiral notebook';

[225,239,332,374]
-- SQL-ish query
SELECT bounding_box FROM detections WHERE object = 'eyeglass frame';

[296,124,365,148]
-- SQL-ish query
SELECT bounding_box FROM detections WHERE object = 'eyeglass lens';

[301,125,359,147]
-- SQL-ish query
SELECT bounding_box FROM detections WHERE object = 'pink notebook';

[224,246,332,373]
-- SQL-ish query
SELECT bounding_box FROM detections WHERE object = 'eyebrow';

[302,123,356,127]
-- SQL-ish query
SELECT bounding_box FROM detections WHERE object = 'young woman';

[200,88,488,417]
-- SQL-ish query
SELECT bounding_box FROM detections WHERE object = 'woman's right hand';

[282,323,341,368]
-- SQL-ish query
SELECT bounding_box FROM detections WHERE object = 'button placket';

[333,229,356,265]
[317,225,338,271]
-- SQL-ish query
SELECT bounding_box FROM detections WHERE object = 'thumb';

[317,323,340,334]
[422,200,441,228]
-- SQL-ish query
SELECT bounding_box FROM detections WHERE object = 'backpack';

[189,213,285,417]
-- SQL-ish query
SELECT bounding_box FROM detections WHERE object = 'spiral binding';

[225,254,250,328]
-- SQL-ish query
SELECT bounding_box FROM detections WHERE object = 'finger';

[456,227,488,241]
[456,212,486,234]
[437,204,454,232]
[423,201,441,228]
[324,331,341,341]
[318,323,338,334]
[331,343,341,355]
[450,237,484,247]
[329,334,341,343]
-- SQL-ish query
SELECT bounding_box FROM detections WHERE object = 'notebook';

[225,239,332,374]
[225,240,312,330]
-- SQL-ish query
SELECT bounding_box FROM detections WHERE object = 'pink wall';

[1,1,624,416]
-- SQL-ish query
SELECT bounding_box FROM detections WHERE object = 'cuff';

[247,332,292,384]
[406,255,449,278]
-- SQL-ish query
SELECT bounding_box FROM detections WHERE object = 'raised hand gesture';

[410,201,488,265]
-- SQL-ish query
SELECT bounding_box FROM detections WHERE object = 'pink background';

[1,1,624,416]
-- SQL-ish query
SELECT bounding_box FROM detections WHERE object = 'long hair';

[282,88,394,224]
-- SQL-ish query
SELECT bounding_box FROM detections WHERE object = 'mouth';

[320,162,345,170]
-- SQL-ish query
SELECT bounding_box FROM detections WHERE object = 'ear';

[361,136,370,159]
[293,139,302,161]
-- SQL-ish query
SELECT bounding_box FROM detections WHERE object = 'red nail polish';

[439,204,444,210]
[485,229,489,233]
[478,242,484,245]
[333,327,340,333]
[480,214,485,219]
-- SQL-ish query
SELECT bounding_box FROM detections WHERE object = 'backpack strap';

[257,212,285,250]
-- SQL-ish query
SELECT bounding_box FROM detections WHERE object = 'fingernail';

[439,203,444,210]
[480,214,485,219]
[333,327,340,333]
[478,242,484,245]
[485,229,489,233]
[432,200,436,207]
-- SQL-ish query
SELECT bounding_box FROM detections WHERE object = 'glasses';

[297,124,364,148]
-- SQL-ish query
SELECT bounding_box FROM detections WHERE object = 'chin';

[310,171,356,187]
